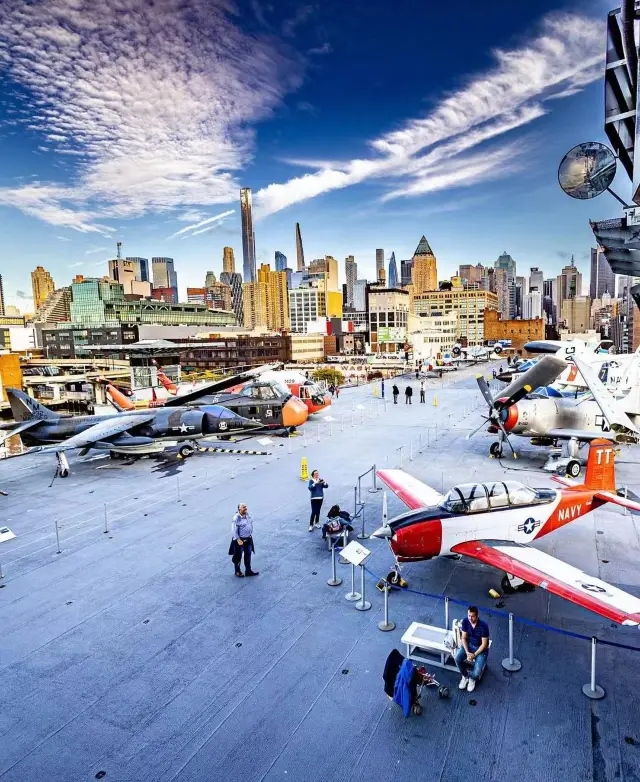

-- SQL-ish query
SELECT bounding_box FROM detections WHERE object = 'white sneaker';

[467,678,476,692]
[308,525,314,532]
[458,676,469,690]
[314,522,321,529]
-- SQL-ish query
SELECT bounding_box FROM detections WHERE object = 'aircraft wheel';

[59,468,69,478]
[489,442,503,458]
[109,451,120,460]
[566,459,581,478]
[501,574,516,594]
[438,686,450,699]
[179,444,196,458]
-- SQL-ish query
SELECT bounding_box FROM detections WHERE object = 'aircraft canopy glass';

[241,384,279,400]
[440,481,548,514]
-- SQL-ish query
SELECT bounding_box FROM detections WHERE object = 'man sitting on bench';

[455,606,489,693]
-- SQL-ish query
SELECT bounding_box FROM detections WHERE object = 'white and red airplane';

[372,439,640,627]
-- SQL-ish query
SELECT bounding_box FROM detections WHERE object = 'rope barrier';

[362,565,640,653]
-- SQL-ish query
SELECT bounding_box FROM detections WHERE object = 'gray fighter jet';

[0,388,261,477]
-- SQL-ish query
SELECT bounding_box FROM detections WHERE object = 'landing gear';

[56,452,70,478]
[178,443,196,458]
[489,441,503,458]
[566,459,581,479]
[501,573,535,594]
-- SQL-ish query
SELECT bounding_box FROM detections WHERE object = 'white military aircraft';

[470,355,640,476]
[372,439,640,626]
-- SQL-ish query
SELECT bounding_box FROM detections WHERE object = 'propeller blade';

[476,374,495,410]
[466,417,490,440]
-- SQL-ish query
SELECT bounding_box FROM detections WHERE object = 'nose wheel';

[489,441,503,458]
[178,442,197,458]
[56,452,70,478]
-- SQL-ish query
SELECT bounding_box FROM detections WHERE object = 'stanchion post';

[0,561,3,579]
[327,540,342,586]
[444,596,449,629]
[316,423,320,442]
[378,580,396,631]
[177,476,181,502]
[54,518,61,554]
[355,565,371,611]
[582,637,605,699]
[501,613,522,672]
[103,503,109,534]
[345,564,361,601]
[409,439,413,460]
[288,433,292,454]
[357,503,368,540]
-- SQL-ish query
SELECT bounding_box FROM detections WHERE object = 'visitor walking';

[405,385,413,404]
[229,503,259,578]
[419,380,426,403]
[392,384,399,404]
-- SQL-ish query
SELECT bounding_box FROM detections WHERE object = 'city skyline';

[0,1,625,312]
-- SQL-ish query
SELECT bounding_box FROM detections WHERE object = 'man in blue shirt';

[229,503,259,578]
[454,606,489,692]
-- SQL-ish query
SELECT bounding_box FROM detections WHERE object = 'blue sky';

[0,0,625,311]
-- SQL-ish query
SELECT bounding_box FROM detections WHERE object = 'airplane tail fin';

[6,388,61,422]
[156,366,178,395]
[98,378,135,411]
[584,439,616,492]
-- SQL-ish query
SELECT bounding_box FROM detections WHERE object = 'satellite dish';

[558,142,617,200]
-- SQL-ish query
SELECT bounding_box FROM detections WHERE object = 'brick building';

[483,309,544,353]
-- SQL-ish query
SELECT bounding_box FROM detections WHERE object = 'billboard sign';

[377,327,406,343]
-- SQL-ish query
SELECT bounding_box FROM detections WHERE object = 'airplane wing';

[452,540,640,626]
[37,413,156,452]
[162,364,279,407]
[544,428,616,441]
[593,490,640,513]
[0,418,42,442]
[377,469,443,510]
[573,356,640,440]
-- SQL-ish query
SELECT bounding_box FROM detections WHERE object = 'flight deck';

[0,364,639,782]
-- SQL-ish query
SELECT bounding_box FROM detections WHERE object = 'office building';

[275,251,287,272]
[388,252,398,288]
[296,223,305,271]
[108,257,135,294]
[353,279,367,312]
[411,236,437,293]
[308,256,339,292]
[522,289,543,320]
[223,247,236,274]
[410,312,459,363]
[590,247,615,299]
[556,257,582,313]
[494,251,516,319]
[376,249,384,281]
[412,288,499,344]
[0,274,4,316]
[68,277,233,327]
[289,287,321,333]
[31,266,55,310]
[33,286,72,324]
[345,255,357,307]
[368,288,410,353]
[529,266,544,293]
[400,259,413,288]
[258,263,290,331]
[459,264,484,285]
[561,296,592,333]
[205,271,217,288]
[126,257,149,282]
[240,187,256,283]
[481,267,496,293]
[220,271,243,325]
[187,282,232,312]
[151,257,178,302]
[515,275,528,318]
[484,308,545,352]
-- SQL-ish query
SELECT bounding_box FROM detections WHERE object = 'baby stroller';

[383,648,449,717]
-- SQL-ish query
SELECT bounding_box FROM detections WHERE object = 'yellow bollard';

[373,385,379,397]
[432,395,438,407]
[300,456,309,481]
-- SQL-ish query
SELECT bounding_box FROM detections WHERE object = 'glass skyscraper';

[275,251,287,271]
[388,252,398,288]
[151,257,178,302]
[126,257,149,282]
[240,188,256,283]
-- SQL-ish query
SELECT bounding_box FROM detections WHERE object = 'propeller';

[467,374,518,459]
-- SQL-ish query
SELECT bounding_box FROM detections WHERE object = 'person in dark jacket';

[392,384,399,404]
[405,385,413,404]
[419,380,426,403]
[229,503,259,577]
[328,383,335,397]
[322,504,354,540]
[308,470,328,531]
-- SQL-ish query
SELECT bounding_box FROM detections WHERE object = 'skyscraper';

[388,252,398,288]
[459,264,484,285]
[400,260,413,288]
[258,263,290,331]
[31,266,55,310]
[151,257,178,302]
[494,251,516,319]
[223,246,235,274]
[108,258,135,294]
[556,256,582,313]
[376,249,384,281]
[0,274,4,316]
[529,266,544,292]
[240,188,256,283]
[275,251,287,271]
[590,247,615,299]
[220,271,243,325]
[126,257,149,282]
[205,271,217,287]
[296,223,305,271]
[411,236,437,293]
[515,275,528,318]
[353,279,367,311]
[345,255,357,306]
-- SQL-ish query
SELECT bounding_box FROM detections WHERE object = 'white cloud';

[166,209,235,239]
[56,235,71,241]
[255,13,603,216]
[67,261,84,267]
[84,245,109,255]
[0,0,301,229]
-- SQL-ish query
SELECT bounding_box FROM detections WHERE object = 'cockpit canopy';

[439,481,555,514]
[240,382,284,401]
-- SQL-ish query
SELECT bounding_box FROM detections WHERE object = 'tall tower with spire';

[388,252,398,288]
[295,223,305,271]
[411,236,437,293]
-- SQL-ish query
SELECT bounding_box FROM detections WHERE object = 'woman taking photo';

[308,470,328,532]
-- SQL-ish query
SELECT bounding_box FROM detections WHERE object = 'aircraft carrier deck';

[1,365,639,782]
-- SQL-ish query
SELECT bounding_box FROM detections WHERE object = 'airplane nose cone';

[282,397,309,428]
[371,525,392,539]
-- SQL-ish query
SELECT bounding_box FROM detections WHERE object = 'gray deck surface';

[1,364,639,782]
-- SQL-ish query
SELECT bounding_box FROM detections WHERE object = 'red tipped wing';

[453,540,640,627]
[376,469,443,510]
